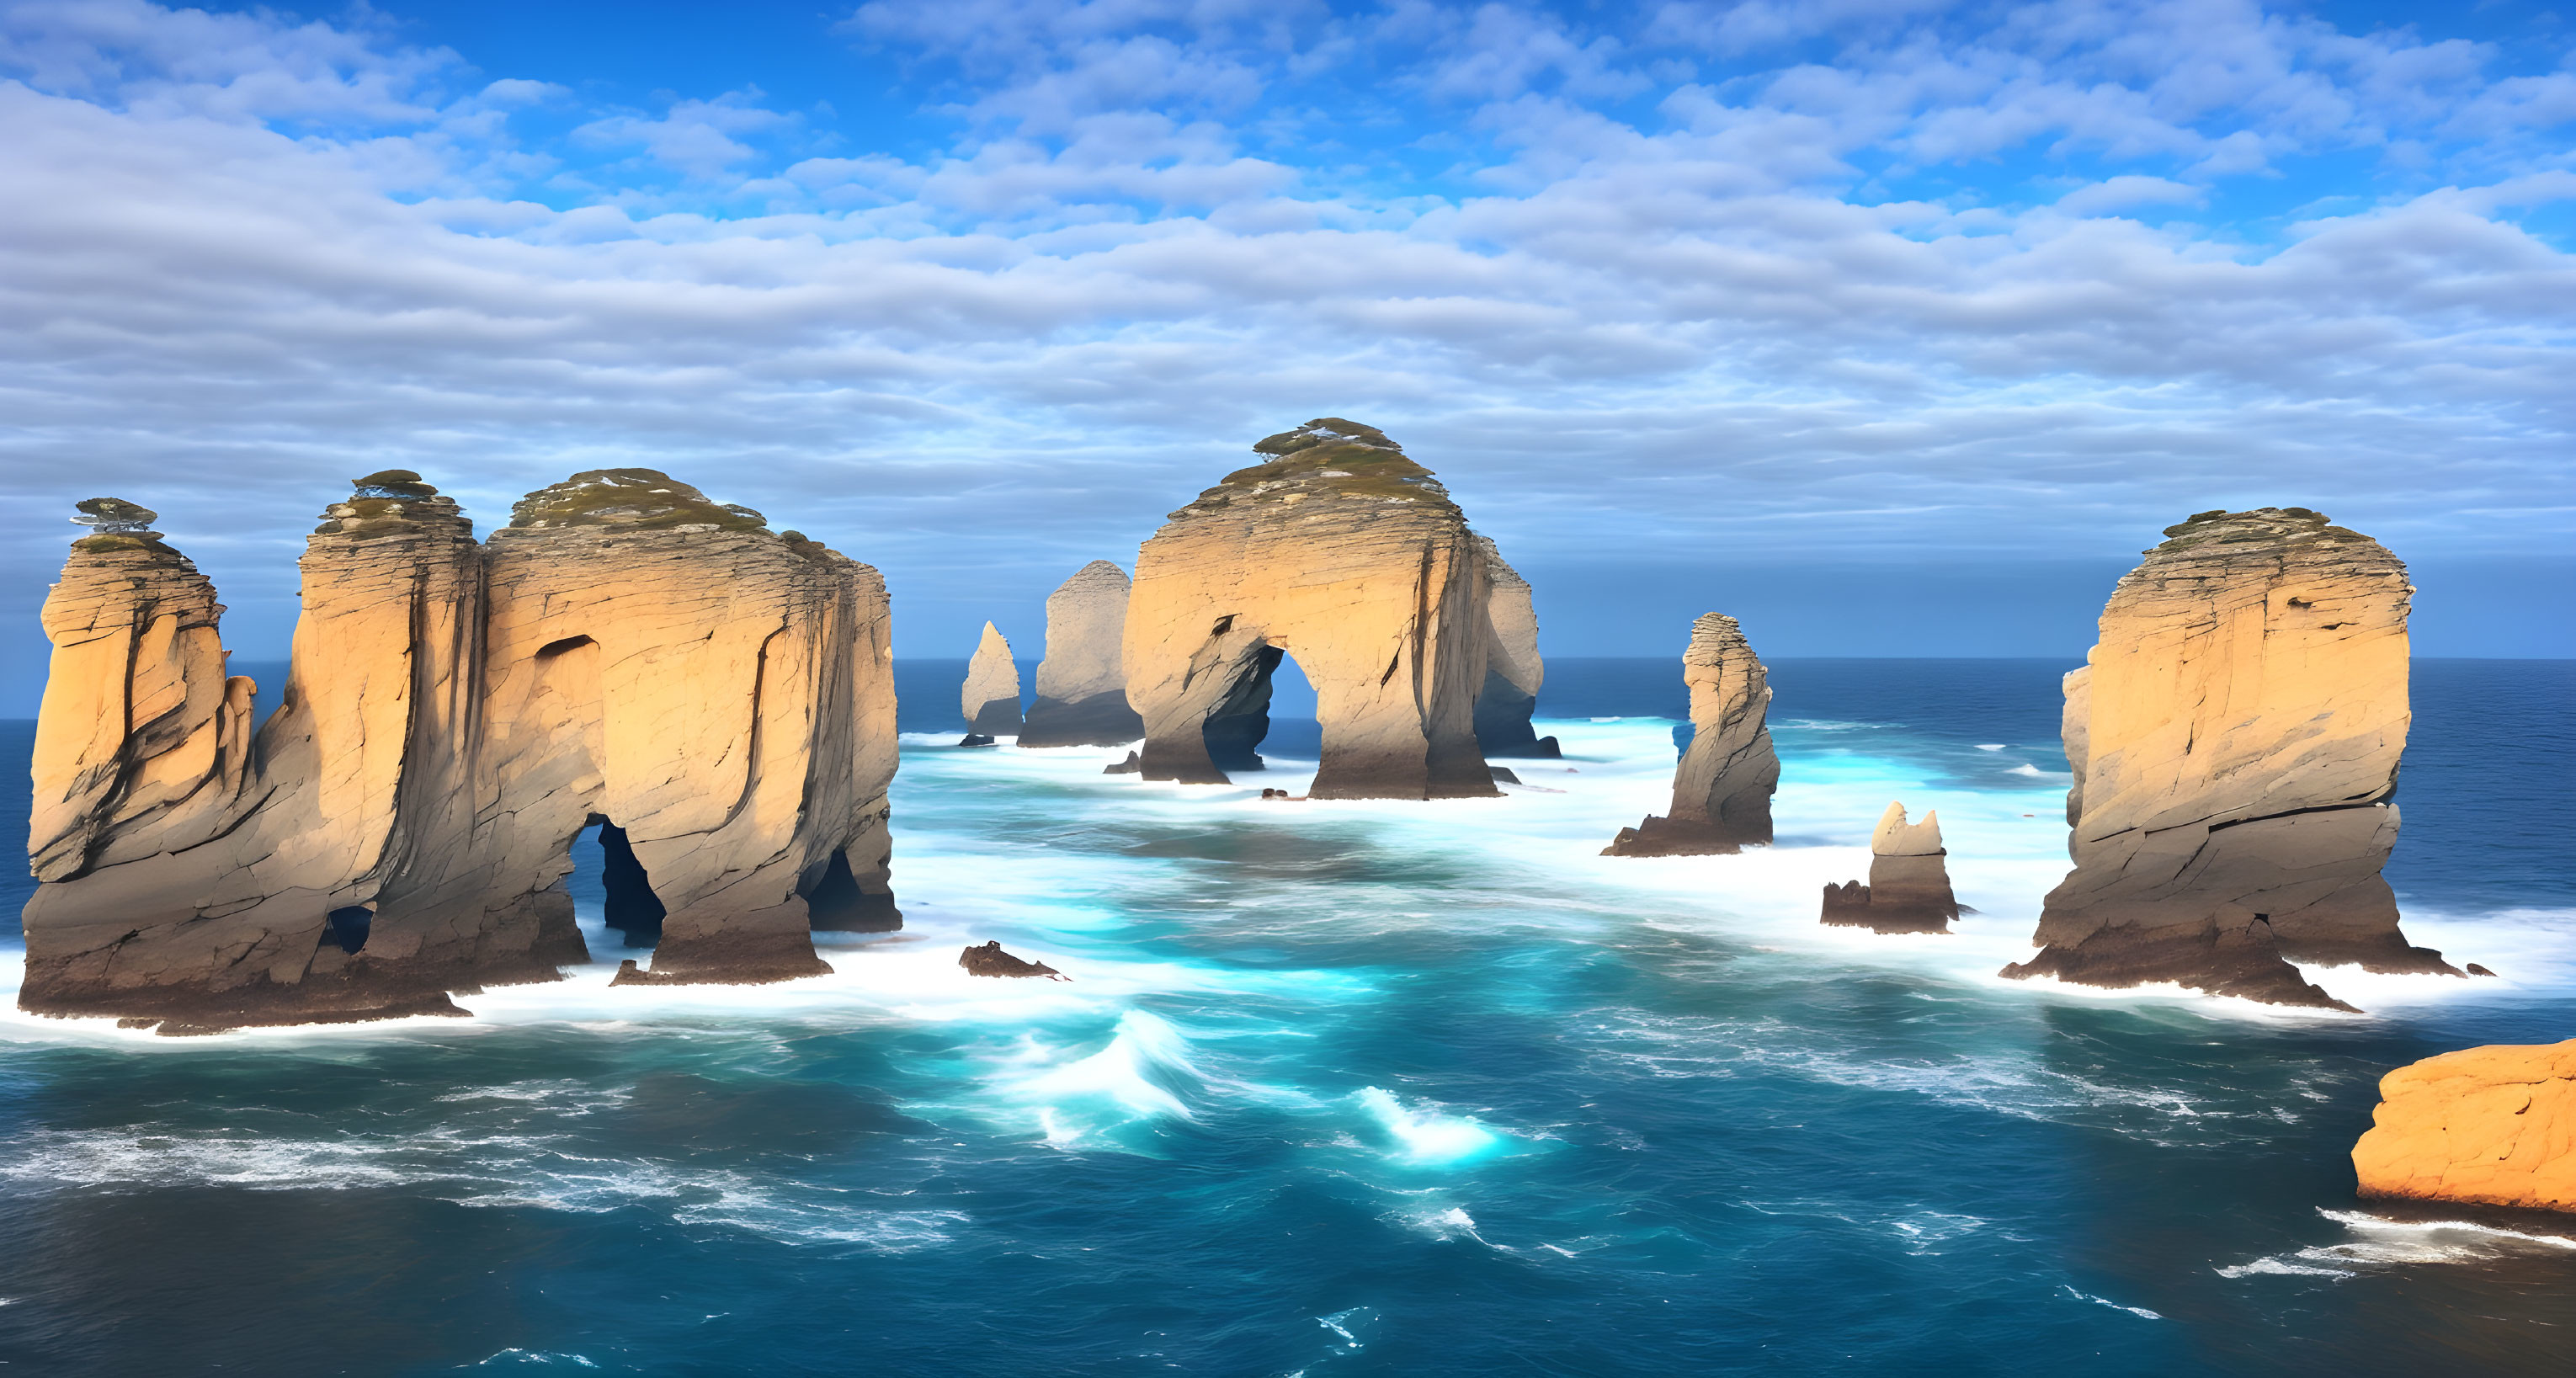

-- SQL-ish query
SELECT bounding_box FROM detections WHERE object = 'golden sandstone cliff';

[1820,802,1961,934]
[2352,1040,2576,1214]
[1122,419,1501,799]
[1472,535,1558,759]
[2003,508,2451,1010]
[22,470,897,1032]
[1603,613,1779,856]
[1020,561,1146,748]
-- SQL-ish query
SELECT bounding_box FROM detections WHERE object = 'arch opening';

[801,847,901,933]
[1201,644,1284,771]
[323,906,372,955]
[581,815,666,949]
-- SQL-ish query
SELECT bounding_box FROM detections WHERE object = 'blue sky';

[3,0,2572,711]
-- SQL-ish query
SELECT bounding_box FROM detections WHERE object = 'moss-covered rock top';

[506,469,769,533]
[2153,507,2379,553]
[1207,418,1452,508]
[315,471,471,540]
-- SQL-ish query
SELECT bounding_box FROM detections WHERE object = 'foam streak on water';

[0,660,2568,1376]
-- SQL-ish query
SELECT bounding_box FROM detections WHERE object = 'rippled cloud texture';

[3,0,2571,700]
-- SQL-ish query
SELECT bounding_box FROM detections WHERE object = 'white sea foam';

[1354,1088,1504,1165]
[472,1351,599,1369]
[2060,1285,2162,1319]
[2217,1206,2576,1279]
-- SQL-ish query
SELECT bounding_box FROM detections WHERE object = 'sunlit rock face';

[2353,1040,2576,1214]
[1603,614,1779,856]
[1122,419,1500,800]
[19,470,897,1032]
[2002,508,2451,1011]
[960,622,1023,737]
[1820,802,1961,934]
[1019,561,1144,748]
[1472,536,1557,759]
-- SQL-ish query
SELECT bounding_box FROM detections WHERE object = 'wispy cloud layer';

[1,0,2569,665]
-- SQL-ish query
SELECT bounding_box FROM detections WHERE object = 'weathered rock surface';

[961,622,1023,737]
[20,470,899,1030]
[2001,508,2451,1010]
[1020,561,1146,747]
[1604,614,1779,855]
[960,940,1065,980]
[1820,802,1962,934]
[1473,536,1558,758]
[2352,1040,2576,1214]
[1123,419,1501,800]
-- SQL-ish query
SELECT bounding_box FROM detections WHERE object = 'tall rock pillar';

[1603,613,1779,855]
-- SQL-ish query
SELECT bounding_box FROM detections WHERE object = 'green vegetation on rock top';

[507,469,769,533]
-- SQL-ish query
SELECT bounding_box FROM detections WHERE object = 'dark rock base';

[960,940,1066,980]
[1818,881,1955,934]
[1601,813,1767,857]
[1019,691,1146,748]
[613,929,833,986]
[2000,916,2359,1012]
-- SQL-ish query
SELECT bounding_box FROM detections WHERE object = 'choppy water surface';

[0,659,2568,1376]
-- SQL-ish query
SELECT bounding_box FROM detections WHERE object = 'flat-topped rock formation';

[1122,419,1501,800]
[961,623,1023,737]
[1020,561,1146,747]
[1604,614,1779,855]
[1821,802,1961,934]
[2002,508,2452,1010]
[2352,1040,2576,1214]
[1473,536,1558,758]
[21,470,898,1032]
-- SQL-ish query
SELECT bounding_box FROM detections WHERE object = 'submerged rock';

[19,471,899,1030]
[2352,1040,2576,1214]
[1104,750,1142,774]
[1021,561,1146,747]
[961,622,1024,737]
[1123,418,1503,800]
[1820,802,1961,934]
[1473,537,1558,758]
[2001,508,2451,1010]
[1603,614,1779,855]
[959,940,1066,980]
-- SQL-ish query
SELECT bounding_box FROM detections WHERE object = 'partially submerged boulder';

[960,940,1066,981]
[1020,561,1146,747]
[1820,802,1961,934]
[2352,1040,2576,1214]
[1604,614,1779,855]
[961,622,1023,737]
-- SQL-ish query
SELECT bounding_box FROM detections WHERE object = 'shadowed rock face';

[961,623,1023,736]
[20,470,897,1032]
[2352,1040,2576,1214]
[1820,802,1961,934]
[1472,536,1558,759]
[1122,419,1500,800]
[1604,614,1779,855]
[1020,561,1145,748]
[2001,508,2451,1011]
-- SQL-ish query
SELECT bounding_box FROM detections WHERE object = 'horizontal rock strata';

[2002,508,2451,1010]
[1604,614,1779,855]
[1820,802,1961,934]
[21,470,898,1031]
[1124,419,1501,800]
[2352,1040,2576,1214]
[961,622,1023,737]
[1020,561,1146,747]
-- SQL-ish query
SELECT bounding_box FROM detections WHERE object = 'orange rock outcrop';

[1603,613,1778,855]
[2352,1040,2576,1214]
[2001,508,2451,1010]
[1820,802,1961,934]
[20,470,897,1032]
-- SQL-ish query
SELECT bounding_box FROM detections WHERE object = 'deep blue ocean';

[0,658,2569,1376]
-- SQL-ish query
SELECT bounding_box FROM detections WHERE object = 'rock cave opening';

[581,817,666,949]
[324,906,372,955]
[801,847,900,933]
[1200,647,1324,771]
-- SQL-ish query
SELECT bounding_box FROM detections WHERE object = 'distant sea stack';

[1820,803,1961,934]
[1019,561,1146,748]
[2002,508,2453,1010]
[1472,535,1559,758]
[1603,614,1779,855]
[20,471,898,1033]
[961,622,1024,738]
[2352,1040,2576,1214]
[1122,418,1501,800]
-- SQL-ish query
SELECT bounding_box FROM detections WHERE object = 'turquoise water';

[0,660,2569,1375]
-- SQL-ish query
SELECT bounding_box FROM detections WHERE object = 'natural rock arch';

[1120,420,1500,800]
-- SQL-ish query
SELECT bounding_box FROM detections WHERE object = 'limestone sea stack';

[1820,803,1961,934]
[960,622,1023,737]
[1122,418,1500,800]
[2002,508,2453,1011]
[1019,561,1146,747]
[20,471,899,1032]
[1473,535,1559,758]
[2351,1040,2576,1214]
[1603,614,1779,855]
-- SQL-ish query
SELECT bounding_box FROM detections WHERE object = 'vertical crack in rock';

[1470,535,1557,758]
[1603,614,1780,855]
[2000,507,2456,1011]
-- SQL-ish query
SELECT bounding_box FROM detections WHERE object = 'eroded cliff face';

[2001,508,2451,1011]
[19,470,898,1031]
[1603,614,1778,855]
[961,623,1023,737]
[1472,536,1557,759]
[2352,1040,2576,1214]
[1021,561,1144,748]
[1122,419,1498,800]
[1820,802,1961,934]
